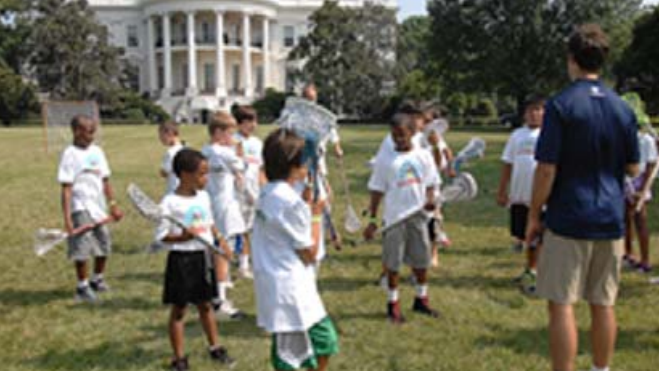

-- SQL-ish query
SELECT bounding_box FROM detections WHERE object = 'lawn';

[0,125,657,371]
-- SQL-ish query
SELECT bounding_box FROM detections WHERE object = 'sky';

[397,0,659,21]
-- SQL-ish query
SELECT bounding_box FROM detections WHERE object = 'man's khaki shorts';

[536,229,624,306]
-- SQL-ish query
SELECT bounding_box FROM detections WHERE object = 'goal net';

[42,101,101,153]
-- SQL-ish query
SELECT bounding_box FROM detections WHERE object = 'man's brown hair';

[208,111,236,136]
[262,128,305,181]
[567,24,610,72]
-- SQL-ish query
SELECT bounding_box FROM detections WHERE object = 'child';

[202,111,247,319]
[154,148,235,371]
[158,121,185,195]
[496,95,545,293]
[233,105,265,279]
[58,115,123,303]
[372,102,425,165]
[622,93,658,273]
[364,113,441,323]
[252,128,339,371]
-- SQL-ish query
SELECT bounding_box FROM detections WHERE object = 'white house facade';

[88,0,396,122]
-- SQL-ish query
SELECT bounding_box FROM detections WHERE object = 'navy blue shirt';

[536,79,640,239]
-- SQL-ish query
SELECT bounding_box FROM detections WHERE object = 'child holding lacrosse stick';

[154,148,236,371]
[233,105,265,279]
[158,121,185,195]
[364,113,441,324]
[622,92,658,273]
[496,95,545,294]
[202,111,248,319]
[58,115,123,303]
[252,128,339,371]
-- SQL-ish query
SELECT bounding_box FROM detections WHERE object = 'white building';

[88,0,396,122]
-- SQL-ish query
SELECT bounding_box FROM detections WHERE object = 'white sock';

[239,255,250,271]
[591,366,609,371]
[387,289,399,303]
[217,282,228,302]
[77,279,89,289]
[415,284,428,298]
[92,273,103,282]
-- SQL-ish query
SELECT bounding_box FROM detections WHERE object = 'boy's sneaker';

[169,356,189,371]
[375,274,388,291]
[511,242,524,253]
[387,301,406,324]
[238,269,254,280]
[214,300,246,320]
[623,255,638,270]
[75,285,98,303]
[90,279,110,292]
[209,346,236,368]
[637,263,652,274]
[512,268,536,284]
[412,297,440,318]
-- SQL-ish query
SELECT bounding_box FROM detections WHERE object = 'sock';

[92,273,103,282]
[387,289,399,303]
[415,284,428,298]
[239,254,250,271]
[217,282,228,302]
[591,366,609,371]
[77,279,89,289]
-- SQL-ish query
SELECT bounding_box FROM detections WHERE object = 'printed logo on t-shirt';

[590,86,605,98]
[396,160,423,187]
[518,138,537,156]
[184,205,209,234]
[84,153,103,175]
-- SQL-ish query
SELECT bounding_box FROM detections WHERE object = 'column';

[215,11,226,97]
[242,13,253,98]
[262,16,271,92]
[186,11,197,96]
[147,16,158,94]
[163,13,172,97]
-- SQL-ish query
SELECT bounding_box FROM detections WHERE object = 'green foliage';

[0,66,38,126]
[252,88,291,123]
[103,90,170,123]
[290,1,397,118]
[616,6,659,114]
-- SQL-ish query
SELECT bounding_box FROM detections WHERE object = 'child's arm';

[496,163,512,207]
[443,146,456,177]
[425,186,436,211]
[160,228,196,243]
[363,191,383,241]
[211,226,233,260]
[102,178,124,221]
[297,200,324,265]
[61,184,74,234]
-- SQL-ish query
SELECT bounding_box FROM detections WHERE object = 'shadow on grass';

[431,273,513,290]
[319,276,378,292]
[26,341,159,370]
[66,296,161,312]
[117,271,162,284]
[0,288,71,306]
[138,313,266,341]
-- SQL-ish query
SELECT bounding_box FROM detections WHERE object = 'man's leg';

[590,304,617,370]
[548,302,578,371]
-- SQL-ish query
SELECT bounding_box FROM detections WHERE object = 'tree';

[0,65,37,126]
[290,1,397,118]
[394,16,441,101]
[28,0,127,108]
[427,0,642,113]
[616,6,659,114]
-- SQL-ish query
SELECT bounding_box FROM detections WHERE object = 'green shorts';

[271,317,339,370]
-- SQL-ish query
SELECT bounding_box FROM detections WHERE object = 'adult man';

[526,24,640,371]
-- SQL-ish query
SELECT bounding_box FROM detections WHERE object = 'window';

[182,64,188,89]
[232,64,241,93]
[201,21,214,43]
[204,63,215,92]
[283,25,295,47]
[285,67,296,93]
[157,66,165,90]
[255,65,264,94]
[127,25,139,47]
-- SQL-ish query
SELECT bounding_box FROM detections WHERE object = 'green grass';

[0,125,658,371]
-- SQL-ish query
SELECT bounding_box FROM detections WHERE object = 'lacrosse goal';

[41,101,101,153]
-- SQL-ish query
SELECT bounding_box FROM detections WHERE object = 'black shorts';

[163,251,215,306]
[510,204,529,240]
[428,217,439,243]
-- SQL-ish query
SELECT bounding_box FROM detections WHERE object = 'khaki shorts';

[382,213,431,271]
[536,230,624,306]
[67,211,112,261]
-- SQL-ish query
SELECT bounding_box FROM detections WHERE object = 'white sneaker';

[75,285,98,303]
[379,274,388,291]
[215,300,245,320]
[238,269,254,280]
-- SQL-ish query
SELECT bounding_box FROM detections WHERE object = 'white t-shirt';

[501,126,540,205]
[57,144,111,221]
[154,191,214,252]
[234,133,263,202]
[252,181,327,333]
[638,132,658,175]
[368,148,440,226]
[202,143,247,236]
[318,128,340,176]
[161,143,184,195]
[373,131,424,165]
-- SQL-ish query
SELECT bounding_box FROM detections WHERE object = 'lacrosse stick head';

[441,172,478,203]
[127,183,164,223]
[34,228,68,257]
[344,206,363,234]
[453,137,486,172]
[276,332,314,369]
[424,119,449,140]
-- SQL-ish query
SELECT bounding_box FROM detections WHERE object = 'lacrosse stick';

[349,208,429,246]
[441,172,479,203]
[33,218,113,257]
[126,183,226,256]
[337,157,362,234]
[452,137,486,173]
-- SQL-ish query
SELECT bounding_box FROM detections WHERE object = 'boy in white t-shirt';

[365,113,441,324]
[496,95,545,292]
[372,102,425,166]
[58,115,124,303]
[158,121,184,195]
[155,148,235,371]
[233,105,265,279]
[202,111,247,319]
[253,128,339,370]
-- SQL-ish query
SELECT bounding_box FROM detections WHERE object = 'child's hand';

[179,228,196,242]
[428,131,440,146]
[424,201,436,212]
[216,238,234,260]
[363,222,378,241]
[311,199,326,215]
[496,192,509,207]
[110,205,124,222]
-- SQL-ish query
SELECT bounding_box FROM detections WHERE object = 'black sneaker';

[90,279,110,292]
[75,285,98,303]
[412,297,440,318]
[170,356,189,371]
[387,301,406,324]
[209,346,236,368]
